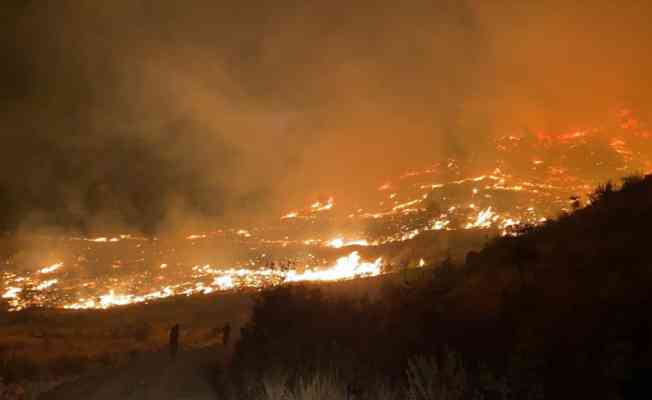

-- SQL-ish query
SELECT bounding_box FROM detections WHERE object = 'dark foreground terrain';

[221,175,652,400]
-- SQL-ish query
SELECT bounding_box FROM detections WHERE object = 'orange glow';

[60,251,383,310]
[3,111,651,312]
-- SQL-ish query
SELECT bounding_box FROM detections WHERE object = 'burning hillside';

[1,110,651,311]
[281,109,651,240]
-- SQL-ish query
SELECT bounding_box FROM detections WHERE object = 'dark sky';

[2,0,651,234]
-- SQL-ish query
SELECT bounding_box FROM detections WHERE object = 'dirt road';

[39,346,227,400]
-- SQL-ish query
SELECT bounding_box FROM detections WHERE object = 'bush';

[621,174,645,191]
[406,350,467,400]
[262,369,291,400]
[589,181,614,203]
[290,372,345,400]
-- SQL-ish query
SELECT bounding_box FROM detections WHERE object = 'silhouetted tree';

[589,180,614,203]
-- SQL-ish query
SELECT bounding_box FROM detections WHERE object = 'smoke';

[473,1,652,132]
[1,0,651,234]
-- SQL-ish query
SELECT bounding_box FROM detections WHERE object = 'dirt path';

[39,346,227,400]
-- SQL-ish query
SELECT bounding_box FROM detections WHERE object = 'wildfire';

[3,110,650,313]
[60,251,383,310]
[280,197,335,220]
[285,252,382,282]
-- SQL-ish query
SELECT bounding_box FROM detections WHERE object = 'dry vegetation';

[0,290,251,398]
[218,174,652,400]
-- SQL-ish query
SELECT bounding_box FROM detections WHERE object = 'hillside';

[3,175,651,399]
[226,174,652,400]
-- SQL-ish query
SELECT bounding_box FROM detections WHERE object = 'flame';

[2,287,22,299]
[465,207,498,229]
[284,252,382,282]
[35,279,58,291]
[2,287,23,310]
[212,275,235,290]
[431,219,450,230]
[392,199,421,212]
[326,238,370,248]
[237,229,252,238]
[281,212,299,219]
[280,197,335,220]
[610,138,633,160]
[326,238,345,248]
[86,237,121,243]
[60,251,383,310]
[38,262,63,274]
[311,197,335,212]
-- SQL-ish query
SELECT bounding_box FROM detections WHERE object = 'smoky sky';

[1,0,651,233]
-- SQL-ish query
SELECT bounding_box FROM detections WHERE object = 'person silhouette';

[221,323,231,346]
[169,324,180,360]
